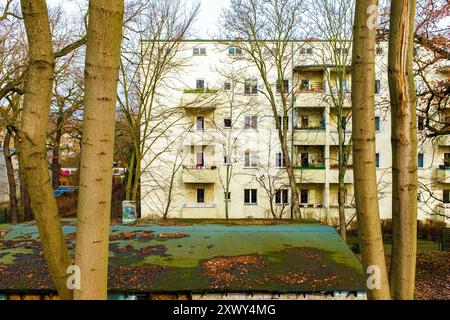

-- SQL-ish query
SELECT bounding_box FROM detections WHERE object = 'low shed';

[0,219,366,300]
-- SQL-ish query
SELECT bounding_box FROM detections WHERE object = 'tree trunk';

[51,121,63,190]
[15,135,33,222]
[278,132,300,219]
[19,164,32,221]
[388,0,418,300]
[17,0,72,300]
[3,129,19,224]
[338,123,347,241]
[74,0,124,300]
[352,0,391,300]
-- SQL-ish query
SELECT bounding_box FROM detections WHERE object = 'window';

[196,79,205,90]
[244,79,258,94]
[193,47,206,55]
[335,48,349,55]
[376,153,380,168]
[275,189,289,204]
[244,189,257,204]
[418,153,424,168]
[263,47,278,55]
[224,118,232,128]
[300,47,313,55]
[300,79,310,90]
[341,116,347,131]
[276,152,286,168]
[224,192,231,201]
[196,152,204,167]
[300,189,308,204]
[301,153,309,167]
[277,116,290,131]
[375,116,381,131]
[338,78,349,92]
[375,80,381,94]
[244,150,258,168]
[301,116,310,128]
[418,116,425,131]
[224,155,230,165]
[196,116,205,131]
[197,189,205,203]
[444,153,450,167]
[444,190,450,204]
[244,115,258,130]
[228,47,242,55]
[224,82,231,91]
[376,46,384,55]
[276,79,289,93]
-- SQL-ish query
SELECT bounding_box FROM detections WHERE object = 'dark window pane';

[197,189,205,203]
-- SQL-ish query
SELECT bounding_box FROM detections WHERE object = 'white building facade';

[140,40,450,224]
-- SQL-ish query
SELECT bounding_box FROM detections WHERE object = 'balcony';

[183,130,216,146]
[437,135,450,146]
[294,166,326,183]
[182,203,218,219]
[329,166,354,184]
[293,127,326,145]
[182,166,218,184]
[180,89,220,111]
[435,166,450,184]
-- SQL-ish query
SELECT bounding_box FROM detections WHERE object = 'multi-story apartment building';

[140,40,450,224]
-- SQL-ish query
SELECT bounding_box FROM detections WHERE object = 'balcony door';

[196,152,204,168]
[197,189,205,204]
[301,153,309,167]
[444,153,450,167]
[300,189,308,204]
[196,116,205,131]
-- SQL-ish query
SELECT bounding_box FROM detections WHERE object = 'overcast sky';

[46,0,230,39]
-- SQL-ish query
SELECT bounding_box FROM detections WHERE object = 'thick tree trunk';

[352,0,391,300]
[388,0,418,300]
[74,0,124,300]
[17,0,72,300]
[15,135,33,222]
[3,129,19,224]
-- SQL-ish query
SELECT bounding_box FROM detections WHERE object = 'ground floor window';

[275,189,289,204]
[244,189,257,204]
[197,189,205,204]
[224,192,231,201]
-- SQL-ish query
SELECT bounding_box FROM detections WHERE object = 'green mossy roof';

[0,219,364,294]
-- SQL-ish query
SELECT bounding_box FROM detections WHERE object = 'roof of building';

[0,219,365,294]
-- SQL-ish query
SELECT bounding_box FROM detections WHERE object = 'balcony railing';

[183,203,217,208]
[183,165,217,170]
[183,88,219,94]
[330,165,353,170]
[295,124,326,131]
[297,81,325,93]
[294,164,325,170]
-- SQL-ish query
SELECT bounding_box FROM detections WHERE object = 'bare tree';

[16,0,73,300]
[221,0,305,218]
[306,0,355,240]
[388,0,418,300]
[352,0,391,300]
[118,0,200,204]
[74,0,124,300]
